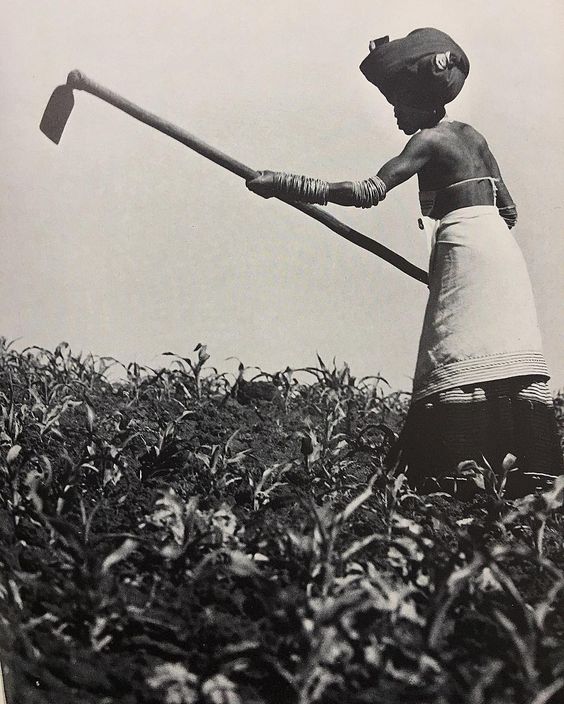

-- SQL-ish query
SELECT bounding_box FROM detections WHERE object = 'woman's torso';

[417,120,499,220]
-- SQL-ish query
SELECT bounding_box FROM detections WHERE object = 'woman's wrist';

[270,172,329,205]
[498,204,517,229]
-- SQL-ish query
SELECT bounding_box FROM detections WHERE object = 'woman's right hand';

[246,170,277,199]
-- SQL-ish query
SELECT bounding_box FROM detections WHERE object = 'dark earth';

[1,339,563,704]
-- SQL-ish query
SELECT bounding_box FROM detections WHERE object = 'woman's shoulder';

[442,120,488,143]
[422,120,490,156]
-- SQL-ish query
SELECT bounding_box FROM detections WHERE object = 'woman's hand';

[246,170,277,198]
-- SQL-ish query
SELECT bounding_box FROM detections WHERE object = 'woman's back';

[417,120,508,219]
[418,121,491,188]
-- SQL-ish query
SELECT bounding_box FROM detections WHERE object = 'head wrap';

[359,28,470,110]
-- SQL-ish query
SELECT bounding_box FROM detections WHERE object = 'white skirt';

[413,206,549,402]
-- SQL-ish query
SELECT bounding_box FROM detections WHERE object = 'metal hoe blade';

[39,85,75,144]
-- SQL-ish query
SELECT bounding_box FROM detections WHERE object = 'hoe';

[40,70,428,285]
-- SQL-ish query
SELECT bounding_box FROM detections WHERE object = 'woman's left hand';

[246,170,277,198]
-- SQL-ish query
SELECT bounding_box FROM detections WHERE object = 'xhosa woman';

[246,29,563,497]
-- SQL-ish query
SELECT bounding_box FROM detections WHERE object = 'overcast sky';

[2,1,563,391]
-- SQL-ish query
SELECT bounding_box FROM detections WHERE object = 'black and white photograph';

[1,2,563,703]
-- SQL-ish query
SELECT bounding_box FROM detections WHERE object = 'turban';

[359,28,470,110]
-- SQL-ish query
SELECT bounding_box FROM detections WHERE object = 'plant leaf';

[6,445,21,465]
[100,538,138,575]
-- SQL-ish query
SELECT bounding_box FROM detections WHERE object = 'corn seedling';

[1,340,563,704]
[163,343,211,400]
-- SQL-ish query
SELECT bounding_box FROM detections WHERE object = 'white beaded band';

[350,176,387,208]
[498,205,517,228]
[272,172,329,205]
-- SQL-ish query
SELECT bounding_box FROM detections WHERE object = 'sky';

[1,1,563,391]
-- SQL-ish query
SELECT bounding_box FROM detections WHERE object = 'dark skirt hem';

[388,382,563,498]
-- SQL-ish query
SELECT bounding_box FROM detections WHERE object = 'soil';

[0,342,563,704]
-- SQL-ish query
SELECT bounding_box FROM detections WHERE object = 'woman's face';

[393,104,431,135]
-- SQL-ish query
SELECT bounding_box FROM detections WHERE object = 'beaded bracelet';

[272,172,329,205]
[498,205,518,229]
[350,176,387,208]
[271,172,387,208]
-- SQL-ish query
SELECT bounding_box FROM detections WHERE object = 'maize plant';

[0,338,562,704]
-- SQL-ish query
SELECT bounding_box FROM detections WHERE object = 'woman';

[246,29,563,496]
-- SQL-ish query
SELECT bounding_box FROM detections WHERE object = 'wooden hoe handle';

[66,70,428,285]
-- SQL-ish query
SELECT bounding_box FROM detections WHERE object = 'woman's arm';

[247,132,434,207]
[375,131,434,190]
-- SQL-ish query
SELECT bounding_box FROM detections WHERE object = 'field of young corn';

[0,337,563,704]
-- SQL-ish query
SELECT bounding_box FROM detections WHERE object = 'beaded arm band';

[351,176,387,208]
[272,172,330,205]
[271,173,387,208]
[498,205,518,229]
